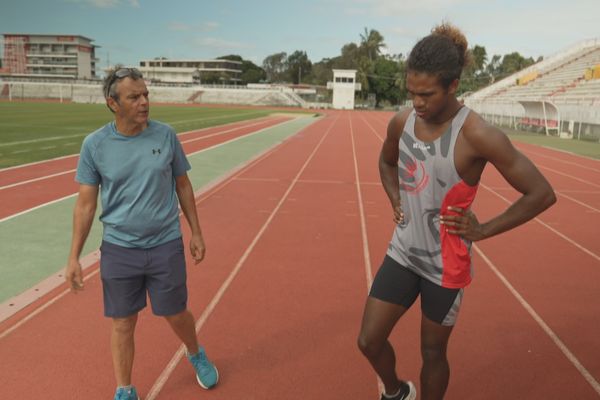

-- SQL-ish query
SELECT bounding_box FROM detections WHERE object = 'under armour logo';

[152,149,161,155]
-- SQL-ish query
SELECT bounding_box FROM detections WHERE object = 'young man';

[357,24,556,400]
[66,66,218,400]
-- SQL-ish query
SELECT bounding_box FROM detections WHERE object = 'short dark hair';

[407,23,471,87]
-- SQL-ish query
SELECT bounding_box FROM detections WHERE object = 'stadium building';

[1,34,99,80]
[138,59,242,84]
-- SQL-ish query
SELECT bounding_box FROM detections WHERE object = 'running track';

[0,110,598,399]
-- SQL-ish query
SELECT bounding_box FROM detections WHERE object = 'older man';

[66,66,218,400]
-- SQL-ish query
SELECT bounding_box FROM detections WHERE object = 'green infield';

[501,127,600,160]
[0,101,306,168]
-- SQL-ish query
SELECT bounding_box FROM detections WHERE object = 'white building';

[137,59,242,84]
[1,34,99,79]
[327,69,361,109]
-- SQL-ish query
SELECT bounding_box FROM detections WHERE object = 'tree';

[368,56,404,107]
[286,50,312,84]
[359,28,386,62]
[471,45,487,72]
[262,52,287,83]
[218,55,267,84]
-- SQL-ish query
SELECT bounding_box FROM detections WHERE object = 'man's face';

[406,70,457,122]
[109,77,149,126]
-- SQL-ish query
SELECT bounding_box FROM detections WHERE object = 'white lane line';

[350,116,374,289]
[0,116,322,329]
[0,154,78,172]
[0,251,101,338]
[474,244,600,396]
[0,193,77,223]
[520,149,600,173]
[481,183,600,262]
[0,116,278,173]
[556,191,600,213]
[0,118,297,219]
[180,117,285,145]
[145,115,337,400]
[538,166,600,189]
[0,169,75,191]
[357,113,391,397]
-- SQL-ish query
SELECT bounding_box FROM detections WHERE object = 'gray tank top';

[387,106,479,288]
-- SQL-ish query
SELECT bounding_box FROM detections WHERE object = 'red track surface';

[0,116,290,220]
[0,110,598,399]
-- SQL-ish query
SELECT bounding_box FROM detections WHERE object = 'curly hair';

[407,22,472,87]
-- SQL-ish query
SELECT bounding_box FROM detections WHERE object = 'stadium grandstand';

[465,38,600,141]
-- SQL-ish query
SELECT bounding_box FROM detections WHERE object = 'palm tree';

[360,28,386,62]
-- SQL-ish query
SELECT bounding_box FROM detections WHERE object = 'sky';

[1,0,599,73]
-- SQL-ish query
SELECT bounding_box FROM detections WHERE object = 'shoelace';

[191,351,212,375]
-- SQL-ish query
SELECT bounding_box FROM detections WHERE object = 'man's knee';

[421,342,447,363]
[112,315,137,336]
[357,332,385,359]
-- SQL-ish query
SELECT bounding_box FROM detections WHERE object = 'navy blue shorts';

[369,255,463,326]
[99,237,188,318]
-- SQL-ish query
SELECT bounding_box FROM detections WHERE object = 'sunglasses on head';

[106,68,143,97]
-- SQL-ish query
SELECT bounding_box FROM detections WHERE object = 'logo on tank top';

[413,143,431,151]
[399,156,429,194]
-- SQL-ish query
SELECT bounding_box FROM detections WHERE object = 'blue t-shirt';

[76,120,191,248]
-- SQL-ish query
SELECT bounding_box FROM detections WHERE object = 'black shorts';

[369,255,463,326]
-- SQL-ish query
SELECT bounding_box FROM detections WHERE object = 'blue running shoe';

[114,386,140,400]
[187,347,219,389]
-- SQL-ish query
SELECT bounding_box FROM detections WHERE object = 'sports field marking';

[0,117,280,174]
[354,114,394,397]
[0,269,100,340]
[0,118,300,221]
[474,244,600,396]
[556,191,600,213]
[0,193,77,223]
[519,149,600,173]
[540,145,600,162]
[0,115,319,328]
[349,116,374,289]
[0,154,77,172]
[0,169,76,191]
[0,111,272,148]
[538,165,600,188]
[0,134,88,147]
[481,183,600,262]
[481,185,600,212]
[0,118,290,192]
[144,115,338,400]
[179,117,286,144]
[167,110,270,127]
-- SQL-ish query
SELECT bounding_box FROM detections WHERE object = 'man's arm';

[66,184,98,292]
[175,173,206,264]
[379,111,408,224]
[441,118,556,240]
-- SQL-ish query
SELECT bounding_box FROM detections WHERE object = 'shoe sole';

[405,381,416,400]
[196,365,219,389]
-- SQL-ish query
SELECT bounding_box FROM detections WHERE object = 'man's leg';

[418,280,462,400]
[358,297,408,394]
[111,314,138,387]
[165,308,199,354]
[419,316,453,400]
